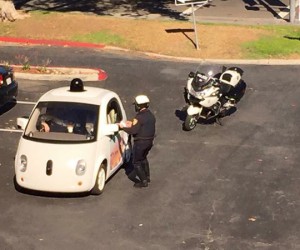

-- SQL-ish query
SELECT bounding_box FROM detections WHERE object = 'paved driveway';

[15,0,291,23]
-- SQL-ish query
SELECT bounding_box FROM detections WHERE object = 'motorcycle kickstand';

[216,117,223,126]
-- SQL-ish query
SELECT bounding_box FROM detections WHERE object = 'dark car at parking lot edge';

[0,65,18,106]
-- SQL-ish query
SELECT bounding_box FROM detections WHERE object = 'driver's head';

[36,115,50,132]
[37,120,50,132]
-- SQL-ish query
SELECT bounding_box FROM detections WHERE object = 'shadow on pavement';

[243,0,289,21]
[14,0,187,20]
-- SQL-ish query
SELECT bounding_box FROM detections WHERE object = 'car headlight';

[20,155,27,172]
[75,160,86,176]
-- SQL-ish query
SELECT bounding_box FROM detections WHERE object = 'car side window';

[107,99,123,124]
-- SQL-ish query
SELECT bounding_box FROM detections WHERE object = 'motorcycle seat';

[219,83,232,95]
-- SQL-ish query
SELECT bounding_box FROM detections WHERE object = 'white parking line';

[179,0,210,16]
[181,5,201,15]
[17,101,36,105]
[278,6,290,19]
[0,128,23,133]
[0,101,34,133]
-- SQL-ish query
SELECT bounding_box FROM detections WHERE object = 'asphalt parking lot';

[0,46,299,249]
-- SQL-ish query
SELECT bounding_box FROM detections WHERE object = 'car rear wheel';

[91,164,106,195]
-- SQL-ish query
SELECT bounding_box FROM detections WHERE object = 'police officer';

[119,95,156,188]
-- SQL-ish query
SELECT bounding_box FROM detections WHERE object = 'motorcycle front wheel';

[183,115,198,131]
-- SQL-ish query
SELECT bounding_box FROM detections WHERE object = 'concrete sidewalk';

[13,65,108,81]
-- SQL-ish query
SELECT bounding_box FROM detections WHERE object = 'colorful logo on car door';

[110,135,125,170]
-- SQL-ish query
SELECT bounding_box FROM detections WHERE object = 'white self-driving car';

[15,79,130,195]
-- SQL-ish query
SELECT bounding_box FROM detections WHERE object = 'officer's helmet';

[134,95,150,111]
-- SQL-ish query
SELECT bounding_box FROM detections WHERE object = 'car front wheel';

[91,164,106,195]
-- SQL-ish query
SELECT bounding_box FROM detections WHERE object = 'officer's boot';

[134,164,148,188]
[127,169,140,184]
[142,159,150,183]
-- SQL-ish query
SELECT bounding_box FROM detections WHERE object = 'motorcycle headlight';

[76,160,86,176]
[20,155,27,172]
[196,92,205,100]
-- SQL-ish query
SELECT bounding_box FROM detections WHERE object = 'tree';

[0,0,29,22]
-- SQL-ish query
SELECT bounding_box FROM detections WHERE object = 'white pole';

[297,0,300,21]
[191,3,199,50]
[290,0,296,23]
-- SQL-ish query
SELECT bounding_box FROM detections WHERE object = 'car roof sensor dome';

[70,78,84,92]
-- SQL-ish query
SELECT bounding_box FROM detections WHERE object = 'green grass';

[72,31,126,46]
[0,10,299,59]
[0,23,12,36]
[242,25,300,58]
[30,10,53,15]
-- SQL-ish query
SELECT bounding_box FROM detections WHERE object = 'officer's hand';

[118,121,132,129]
[125,121,133,127]
[117,121,126,129]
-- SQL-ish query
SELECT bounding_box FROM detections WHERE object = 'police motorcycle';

[183,66,244,131]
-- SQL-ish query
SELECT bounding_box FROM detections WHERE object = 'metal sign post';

[175,0,210,50]
[191,3,199,50]
[290,0,296,23]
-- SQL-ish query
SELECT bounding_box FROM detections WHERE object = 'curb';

[141,52,300,65]
[1,37,300,68]
[13,65,108,81]
[105,46,300,65]
[0,37,108,81]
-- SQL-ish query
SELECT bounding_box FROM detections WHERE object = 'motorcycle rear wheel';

[183,115,197,131]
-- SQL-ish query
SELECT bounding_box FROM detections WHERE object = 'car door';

[106,98,126,171]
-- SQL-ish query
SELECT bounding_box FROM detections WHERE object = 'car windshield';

[24,101,99,143]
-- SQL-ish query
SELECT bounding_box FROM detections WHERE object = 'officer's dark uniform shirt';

[122,109,156,141]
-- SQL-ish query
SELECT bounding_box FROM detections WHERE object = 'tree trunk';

[0,0,29,22]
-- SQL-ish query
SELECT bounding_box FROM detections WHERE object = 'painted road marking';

[181,5,201,15]
[278,6,289,19]
[0,128,23,133]
[179,0,210,16]
[1,100,34,133]
[17,100,36,105]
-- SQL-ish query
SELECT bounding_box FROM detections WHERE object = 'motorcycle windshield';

[191,77,214,92]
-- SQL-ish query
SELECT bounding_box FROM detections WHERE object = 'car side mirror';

[17,117,29,130]
[102,124,119,136]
